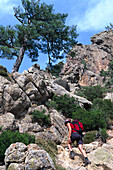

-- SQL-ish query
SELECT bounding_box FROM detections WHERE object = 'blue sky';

[0,0,113,73]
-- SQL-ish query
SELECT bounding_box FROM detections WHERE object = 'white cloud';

[0,0,13,14]
[0,0,21,16]
[72,0,113,31]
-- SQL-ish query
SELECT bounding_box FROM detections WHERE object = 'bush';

[100,61,113,88]
[47,94,107,131]
[72,109,106,131]
[32,109,51,127]
[83,131,97,144]
[99,128,108,143]
[48,62,64,78]
[93,98,113,120]
[46,100,58,110]
[51,94,80,118]
[75,85,106,102]
[0,130,35,164]
[0,65,10,81]
[0,126,2,131]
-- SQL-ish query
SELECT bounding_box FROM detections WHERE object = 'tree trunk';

[11,45,25,73]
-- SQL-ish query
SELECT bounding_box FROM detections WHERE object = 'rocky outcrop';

[4,142,55,170]
[0,64,92,118]
[60,30,113,88]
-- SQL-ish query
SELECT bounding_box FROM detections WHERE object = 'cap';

[64,118,71,126]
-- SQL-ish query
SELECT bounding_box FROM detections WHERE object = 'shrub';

[0,126,2,131]
[83,131,97,144]
[75,85,106,102]
[93,98,113,120]
[99,128,108,143]
[0,130,35,164]
[72,109,106,131]
[0,65,10,81]
[32,109,51,127]
[51,94,80,117]
[47,94,107,131]
[100,61,113,88]
[46,100,58,110]
[48,62,64,78]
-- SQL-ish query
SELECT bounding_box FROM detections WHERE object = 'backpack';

[71,119,84,134]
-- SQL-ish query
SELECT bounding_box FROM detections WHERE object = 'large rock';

[0,63,92,118]
[0,113,15,131]
[5,143,55,170]
[60,30,113,87]
[35,109,68,144]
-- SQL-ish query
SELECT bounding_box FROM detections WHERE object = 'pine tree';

[0,0,78,72]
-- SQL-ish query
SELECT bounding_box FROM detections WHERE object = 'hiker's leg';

[78,144,91,165]
[78,144,87,158]
[68,141,73,151]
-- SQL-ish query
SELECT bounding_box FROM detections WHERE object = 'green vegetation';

[0,65,10,81]
[75,85,106,102]
[69,51,76,58]
[46,91,113,138]
[100,61,113,89]
[32,109,51,127]
[0,130,35,164]
[0,0,78,72]
[48,61,64,78]
[0,126,2,131]
[83,131,97,144]
[98,128,108,143]
[105,23,113,30]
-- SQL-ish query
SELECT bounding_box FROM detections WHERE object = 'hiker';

[65,118,91,166]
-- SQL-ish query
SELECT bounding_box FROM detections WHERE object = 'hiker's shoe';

[69,151,74,159]
[84,158,91,166]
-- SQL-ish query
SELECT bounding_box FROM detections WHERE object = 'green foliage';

[81,60,87,69]
[100,62,113,88]
[0,130,35,164]
[69,51,76,58]
[105,23,113,30]
[0,126,2,131]
[48,62,64,77]
[75,85,106,102]
[0,65,10,81]
[32,109,51,127]
[83,131,97,144]
[47,94,107,131]
[46,100,58,110]
[51,94,81,118]
[0,0,78,72]
[72,109,106,131]
[93,98,113,120]
[99,128,108,143]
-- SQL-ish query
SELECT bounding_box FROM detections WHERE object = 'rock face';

[0,64,92,119]
[60,30,113,87]
[4,142,55,170]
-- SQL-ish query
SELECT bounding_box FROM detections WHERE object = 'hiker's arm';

[67,123,72,142]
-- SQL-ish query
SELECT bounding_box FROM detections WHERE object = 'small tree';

[105,23,113,30]
[100,62,113,88]
[0,0,78,72]
[48,61,64,77]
